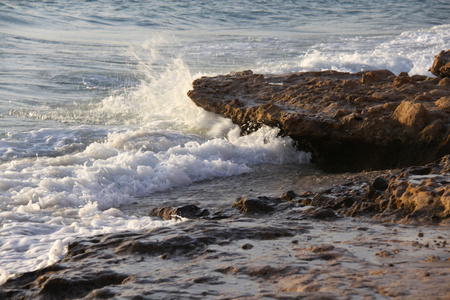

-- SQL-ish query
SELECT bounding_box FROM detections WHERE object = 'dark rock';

[241,243,254,250]
[188,65,450,172]
[281,190,298,201]
[307,208,337,220]
[233,196,281,214]
[405,166,433,175]
[0,220,300,299]
[149,204,210,220]
[372,176,389,191]
[429,49,450,78]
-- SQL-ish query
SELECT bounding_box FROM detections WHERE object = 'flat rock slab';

[188,69,450,172]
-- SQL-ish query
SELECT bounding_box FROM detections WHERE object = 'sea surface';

[0,0,449,284]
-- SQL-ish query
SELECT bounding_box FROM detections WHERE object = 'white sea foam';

[0,124,309,284]
[0,37,314,284]
[255,24,450,75]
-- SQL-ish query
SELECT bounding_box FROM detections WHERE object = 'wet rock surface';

[296,155,450,224]
[1,157,449,299]
[1,199,449,299]
[149,204,210,220]
[187,68,450,172]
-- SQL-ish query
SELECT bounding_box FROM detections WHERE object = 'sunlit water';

[0,0,449,284]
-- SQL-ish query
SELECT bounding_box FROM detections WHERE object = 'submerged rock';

[188,67,450,172]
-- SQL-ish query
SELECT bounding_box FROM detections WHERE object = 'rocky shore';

[1,161,449,299]
[1,52,449,299]
[187,50,450,172]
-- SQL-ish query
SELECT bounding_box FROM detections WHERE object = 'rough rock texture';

[296,155,450,224]
[149,204,210,220]
[1,204,448,299]
[232,196,281,214]
[430,49,450,78]
[188,69,450,171]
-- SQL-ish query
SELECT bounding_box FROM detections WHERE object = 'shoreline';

[1,52,449,299]
[1,159,449,299]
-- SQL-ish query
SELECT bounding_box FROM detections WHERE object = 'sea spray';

[0,41,310,283]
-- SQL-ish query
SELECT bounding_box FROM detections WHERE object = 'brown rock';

[436,96,450,111]
[394,72,411,87]
[393,101,430,130]
[429,50,450,78]
[188,65,450,172]
[301,155,450,223]
[439,77,450,86]
[411,75,428,82]
[360,69,395,84]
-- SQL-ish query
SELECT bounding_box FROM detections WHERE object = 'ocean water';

[0,0,449,284]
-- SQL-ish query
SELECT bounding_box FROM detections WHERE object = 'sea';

[0,0,449,285]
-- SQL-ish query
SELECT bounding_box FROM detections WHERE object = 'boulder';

[393,101,429,130]
[429,50,450,78]
[188,67,450,172]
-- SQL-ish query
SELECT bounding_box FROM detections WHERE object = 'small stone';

[425,255,440,262]
[394,72,411,87]
[310,244,335,253]
[231,98,244,107]
[149,204,210,220]
[418,232,424,237]
[282,190,298,201]
[376,250,395,258]
[310,208,337,220]
[241,243,254,250]
[233,196,280,214]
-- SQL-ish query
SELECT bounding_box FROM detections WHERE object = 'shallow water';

[0,0,449,286]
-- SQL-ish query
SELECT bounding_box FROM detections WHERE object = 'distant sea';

[0,0,449,284]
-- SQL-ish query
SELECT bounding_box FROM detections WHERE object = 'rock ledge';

[188,67,450,172]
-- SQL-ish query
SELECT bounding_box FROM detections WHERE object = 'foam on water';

[254,25,450,75]
[0,125,309,283]
[304,25,450,75]
[1,0,449,287]
[0,44,310,283]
